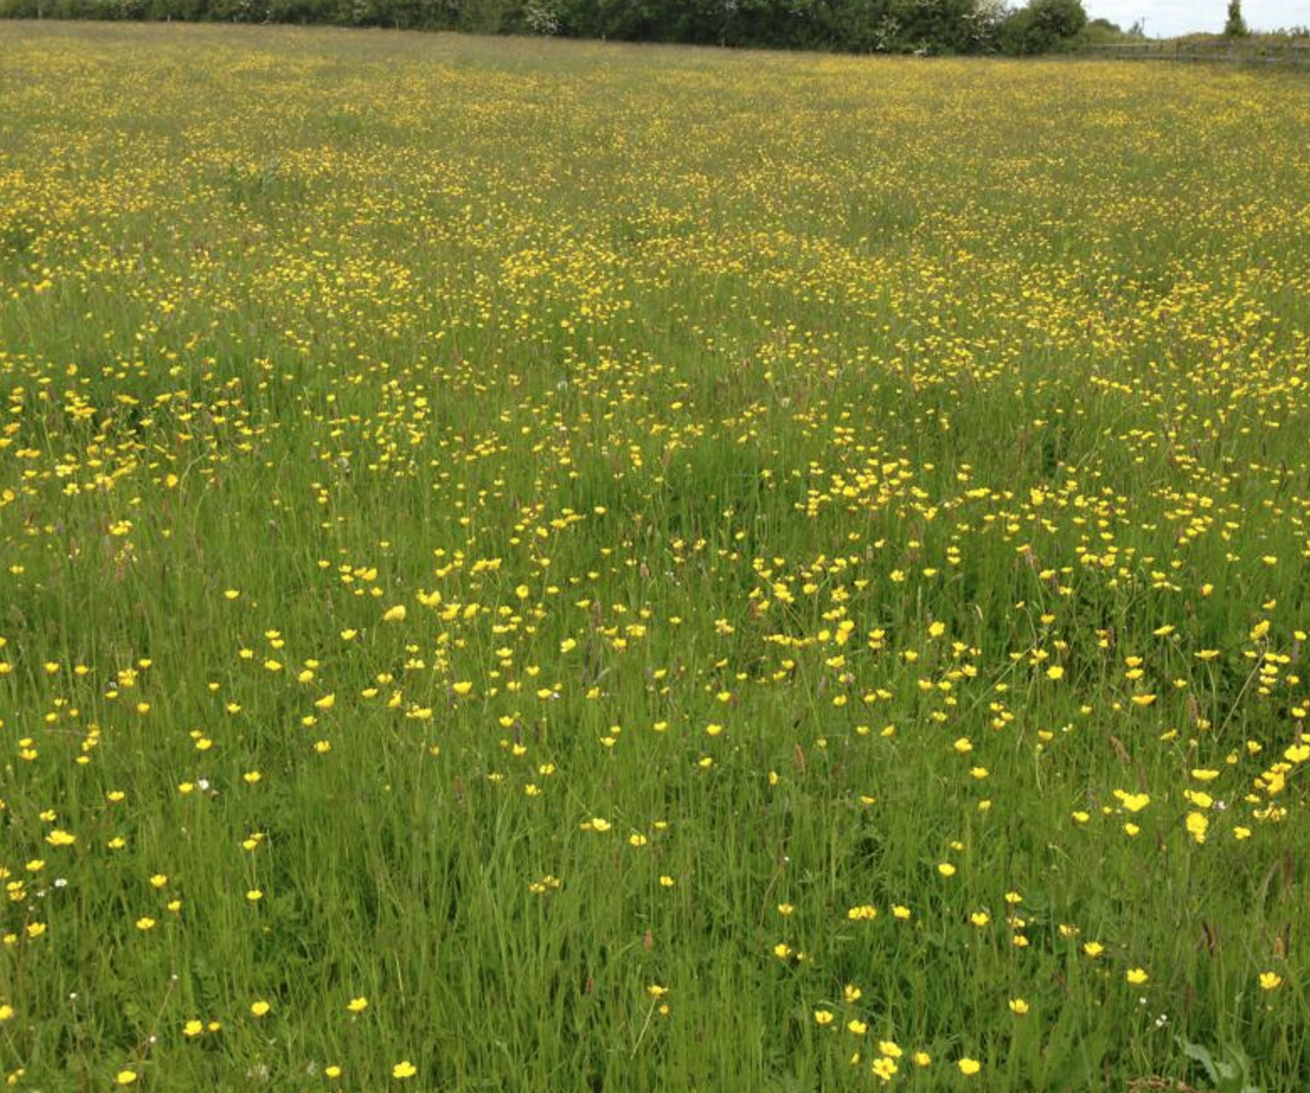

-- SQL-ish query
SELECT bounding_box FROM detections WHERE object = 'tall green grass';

[0,21,1309,1093]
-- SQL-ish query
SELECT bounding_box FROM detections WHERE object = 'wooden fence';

[1080,40,1310,66]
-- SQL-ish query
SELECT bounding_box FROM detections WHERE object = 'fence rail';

[1081,40,1310,65]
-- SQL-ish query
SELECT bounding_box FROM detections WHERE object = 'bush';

[1000,0,1087,55]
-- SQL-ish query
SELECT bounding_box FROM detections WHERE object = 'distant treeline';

[0,0,1120,55]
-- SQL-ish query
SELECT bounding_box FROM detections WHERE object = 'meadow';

[2,21,1310,1092]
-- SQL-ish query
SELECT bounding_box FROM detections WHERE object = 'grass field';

[2,21,1310,1092]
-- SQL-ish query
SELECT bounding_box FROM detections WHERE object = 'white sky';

[1086,0,1310,35]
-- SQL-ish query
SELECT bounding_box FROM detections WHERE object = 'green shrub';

[1000,0,1087,55]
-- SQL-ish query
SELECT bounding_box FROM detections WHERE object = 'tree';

[0,0,1092,54]
[1224,0,1248,37]
[999,0,1086,55]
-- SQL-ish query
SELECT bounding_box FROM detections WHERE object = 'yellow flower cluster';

[0,20,1306,1092]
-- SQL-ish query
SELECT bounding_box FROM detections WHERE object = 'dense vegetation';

[1225,0,1249,38]
[0,0,1106,55]
[3,20,1310,1093]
